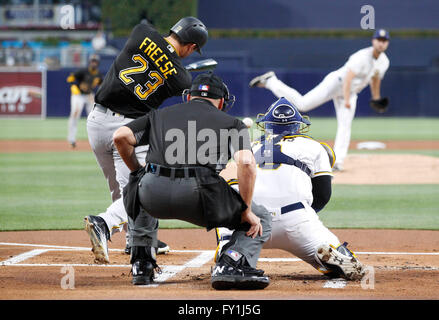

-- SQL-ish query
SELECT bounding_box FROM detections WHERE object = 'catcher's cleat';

[315,242,365,281]
[125,240,170,255]
[211,250,269,290]
[84,215,111,264]
[130,246,161,285]
[249,71,275,88]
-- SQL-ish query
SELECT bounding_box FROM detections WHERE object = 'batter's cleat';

[130,246,161,285]
[211,250,269,290]
[70,141,76,148]
[156,240,170,254]
[84,215,111,264]
[125,240,170,255]
[315,242,365,281]
[249,71,275,88]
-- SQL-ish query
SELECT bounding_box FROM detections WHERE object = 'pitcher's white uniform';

[263,47,389,168]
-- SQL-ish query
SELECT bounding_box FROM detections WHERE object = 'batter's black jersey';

[125,99,252,172]
[95,21,192,119]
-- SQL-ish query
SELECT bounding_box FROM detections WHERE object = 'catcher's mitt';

[369,97,389,113]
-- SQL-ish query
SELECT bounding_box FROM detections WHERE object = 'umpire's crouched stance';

[113,72,271,290]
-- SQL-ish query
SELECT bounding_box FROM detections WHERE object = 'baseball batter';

[249,29,390,171]
[84,17,208,263]
[66,54,102,148]
[216,97,365,280]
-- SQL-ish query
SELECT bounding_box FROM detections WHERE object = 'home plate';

[323,278,347,289]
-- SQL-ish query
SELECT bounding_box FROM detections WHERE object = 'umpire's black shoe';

[84,215,111,264]
[131,260,156,285]
[130,246,161,285]
[211,250,269,290]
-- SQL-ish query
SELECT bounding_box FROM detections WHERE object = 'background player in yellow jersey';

[66,54,102,148]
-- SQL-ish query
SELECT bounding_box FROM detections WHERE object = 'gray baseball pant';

[131,172,272,268]
[86,104,150,238]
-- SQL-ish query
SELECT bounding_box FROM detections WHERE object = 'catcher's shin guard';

[315,242,365,280]
[214,227,233,263]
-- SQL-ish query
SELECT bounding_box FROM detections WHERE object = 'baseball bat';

[185,58,218,72]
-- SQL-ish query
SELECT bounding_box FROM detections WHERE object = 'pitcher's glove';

[369,97,389,113]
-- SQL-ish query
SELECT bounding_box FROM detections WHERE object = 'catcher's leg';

[264,204,365,280]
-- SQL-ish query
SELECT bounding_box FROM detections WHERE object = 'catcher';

[66,54,102,148]
[216,97,366,281]
[250,29,390,171]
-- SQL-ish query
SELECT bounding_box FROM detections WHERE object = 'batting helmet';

[170,16,208,54]
[256,97,311,134]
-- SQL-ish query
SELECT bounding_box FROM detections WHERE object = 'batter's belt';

[93,103,132,119]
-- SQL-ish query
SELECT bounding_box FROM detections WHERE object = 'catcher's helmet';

[170,16,208,54]
[256,97,310,134]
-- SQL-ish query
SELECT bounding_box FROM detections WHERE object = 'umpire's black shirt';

[95,21,192,119]
[125,98,251,172]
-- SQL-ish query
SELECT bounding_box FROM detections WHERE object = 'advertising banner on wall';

[0,68,46,118]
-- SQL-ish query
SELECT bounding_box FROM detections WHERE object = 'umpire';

[113,72,272,290]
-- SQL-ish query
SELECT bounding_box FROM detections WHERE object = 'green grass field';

[0,117,438,231]
[1,117,439,141]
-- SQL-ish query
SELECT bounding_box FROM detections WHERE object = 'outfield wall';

[43,66,439,118]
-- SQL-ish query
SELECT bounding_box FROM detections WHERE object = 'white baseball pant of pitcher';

[67,93,94,145]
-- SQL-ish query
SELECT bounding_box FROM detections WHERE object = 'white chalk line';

[2,242,439,289]
[323,278,348,289]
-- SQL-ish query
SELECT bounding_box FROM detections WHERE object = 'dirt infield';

[0,229,438,300]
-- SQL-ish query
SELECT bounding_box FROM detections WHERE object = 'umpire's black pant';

[128,170,271,268]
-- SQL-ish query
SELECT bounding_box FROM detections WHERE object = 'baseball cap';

[373,29,390,40]
[189,72,228,99]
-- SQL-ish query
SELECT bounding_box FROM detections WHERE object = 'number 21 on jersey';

[118,54,164,100]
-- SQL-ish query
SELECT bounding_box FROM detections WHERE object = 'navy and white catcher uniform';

[216,97,366,280]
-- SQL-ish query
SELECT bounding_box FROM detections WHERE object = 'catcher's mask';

[182,72,236,112]
[256,97,311,134]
